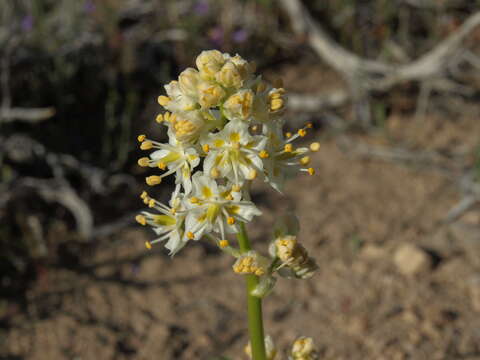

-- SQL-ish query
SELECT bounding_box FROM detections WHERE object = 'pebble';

[393,243,431,276]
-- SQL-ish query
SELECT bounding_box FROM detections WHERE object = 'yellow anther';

[135,215,147,226]
[137,157,150,167]
[143,197,149,205]
[298,129,307,137]
[164,112,171,122]
[226,194,234,201]
[307,167,315,176]
[310,142,320,152]
[202,144,210,153]
[170,208,177,214]
[146,175,162,186]
[187,231,195,240]
[270,98,284,111]
[137,134,146,142]
[259,150,269,159]
[284,144,293,152]
[306,122,313,128]
[219,239,229,248]
[255,269,265,276]
[148,199,155,208]
[251,125,258,131]
[190,197,200,204]
[210,167,220,178]
[232,185,241,192]
[227,217,235,225]
[248,169,257,180]
[155,114,163,123]
[285,132,292,138]
[157,162,166,170]
[157,95,170,106]
[140,191,148,199]
[145,241,152,250]
[140,141,153,150]
[300,156,310,165]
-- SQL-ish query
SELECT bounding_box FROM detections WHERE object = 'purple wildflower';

[20,15,33,32]
[233,29,248,44]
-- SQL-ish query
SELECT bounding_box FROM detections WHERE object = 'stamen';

[285,132,292,138]
[219,239,229,248]
[157,95,170,106]
[158,162,167,170]
[310,142,320,152]
[140,191,148,199]
[137,134,146,142]
[146,176,162,186]
[248,169,257,180]
[306,122,313,128]
[284,144,293,153]
[227,216,235,225]
[259,150,269,159]
[298,129,307,137]
[307,168,315,176]
[145,241,152,250]
[155,114,163,123]
[138,157,150,167]
[202,144,210,153]
[148,199,155,208]
[140,141,153,150]
[135,215,147,226]
[187,231,195,240]
[300,156,310,165]
[190,197,200,204]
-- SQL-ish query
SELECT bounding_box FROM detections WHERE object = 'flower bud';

[198,81,226,108]
[291,337,318,360]
[196,50,225,79]
[178,67,200,98]
[250,275,277,298]
[223,89,254,121]
[171,113,205,143]
[215,61,243,88]
[233,251,269,277]
[245,335,277,360]
[268,88,286,113]
[230,54,255,79]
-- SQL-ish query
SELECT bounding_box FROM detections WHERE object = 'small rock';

[393,243,432,276]
[360,244,386,260]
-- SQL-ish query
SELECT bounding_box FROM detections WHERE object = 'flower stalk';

[237,222,267,360]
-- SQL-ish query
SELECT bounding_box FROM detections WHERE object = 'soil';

[2,65,480,360]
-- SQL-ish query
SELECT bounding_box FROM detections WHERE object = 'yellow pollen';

[310,142,320,152]
[137,134,146,142]
[298,129,307,137]
[219,239,229,248]
[190,197,200,204]
[157,95,170,106]
[137,157,150,167]
[285,132,292,138]
[155,114,163,123]
[307,167,315,176]
[164,112,171,122]
[232,185,241,192]
[300,156,310,165]
[148,199,155,208]
[226,194,234,201]
[140,141,153,150]
[143,197,149,204]
[248,169,257,180]
[158,162,166,170]
[259,150,269,159]
[135,215,146,226]
[255,269,265,276]
[187,231,195,240]
[145,241,152,250]
[146,176,162,186]
[227,217,235,225]
[284,144,293,152]
[140,191,148,199]
[202,144,210,153]
[306,122,313,128]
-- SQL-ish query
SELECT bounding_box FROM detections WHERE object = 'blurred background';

[1,0,480,359]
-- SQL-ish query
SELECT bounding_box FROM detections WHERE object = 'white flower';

[135,186,191,255]
[161,80,197,113]
[138,129,200,193]
[291,337,318,360]
[201,120,266,185]
[196,49,226,80]
[184,172,262,241]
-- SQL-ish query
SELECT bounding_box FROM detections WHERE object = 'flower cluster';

[245,336,318,360]
[136,50,320,255]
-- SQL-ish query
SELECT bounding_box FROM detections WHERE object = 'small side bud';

[145,176,162,186]
[291,337,318,360]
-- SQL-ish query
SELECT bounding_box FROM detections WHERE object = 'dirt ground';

[2,65,480,359]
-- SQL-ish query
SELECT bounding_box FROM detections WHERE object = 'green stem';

[236,223,267,360]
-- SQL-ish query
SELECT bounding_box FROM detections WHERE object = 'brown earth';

[2,66,480,360]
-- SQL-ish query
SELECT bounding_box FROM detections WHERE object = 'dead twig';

[0,107,56,123]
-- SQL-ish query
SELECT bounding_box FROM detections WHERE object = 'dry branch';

[278,0,480,91]
[0,107,56,123]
